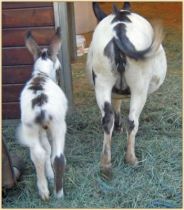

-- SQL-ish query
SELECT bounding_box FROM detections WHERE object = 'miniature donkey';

[17,28,67,200]
[87,2,167,177]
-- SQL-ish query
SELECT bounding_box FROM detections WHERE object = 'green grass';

[2,3,182,208]
[2,71,182,208]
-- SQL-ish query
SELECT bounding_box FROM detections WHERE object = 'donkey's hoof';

[55,188,64,199]
[38,182,50,201]
[39,189,50,201]
[125,154,139,166]
[100,165,112,180]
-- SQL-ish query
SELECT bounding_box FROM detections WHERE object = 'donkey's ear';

[92,2,107,22]
[49,27,61,60]
[25,31,40,60]
[123,2,131,11]
[112,4,119,14]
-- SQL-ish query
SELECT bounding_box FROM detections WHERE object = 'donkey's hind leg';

[50,120,66,198]
[40,130,54,181]
[95,76,115,179]
[126,90,147,166]
[19,124,49,200]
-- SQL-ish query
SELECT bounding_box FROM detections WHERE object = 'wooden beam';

[53,2,74,111]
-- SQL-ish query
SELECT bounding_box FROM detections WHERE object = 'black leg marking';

[127,118,135,133]
[92,69,97,86]
[102,102,114,134]
[53,154,65,193]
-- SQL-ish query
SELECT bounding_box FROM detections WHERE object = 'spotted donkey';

[17,28,67,200]
[87,3,167,177]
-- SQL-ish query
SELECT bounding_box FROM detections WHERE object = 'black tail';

[114,21,164,60]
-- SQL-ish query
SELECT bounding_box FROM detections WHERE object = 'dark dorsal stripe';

[102,102,114,134]
[28,76,46,93]
[112,10,131,23]
[127,118,135,133]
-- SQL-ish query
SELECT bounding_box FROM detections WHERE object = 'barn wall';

[2,2,56,119]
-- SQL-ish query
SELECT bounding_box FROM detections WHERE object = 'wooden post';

[53,2,74,111]
[67,3,77,62]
